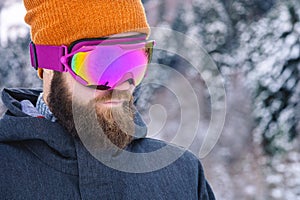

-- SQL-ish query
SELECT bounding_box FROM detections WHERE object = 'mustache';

[92,90,133,103]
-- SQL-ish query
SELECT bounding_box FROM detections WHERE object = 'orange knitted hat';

[23,0,150,46]
[23,0,150,78]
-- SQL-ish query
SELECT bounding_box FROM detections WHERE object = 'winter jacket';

[0,88,215,200]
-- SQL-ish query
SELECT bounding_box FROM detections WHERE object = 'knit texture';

[23,0,150,46]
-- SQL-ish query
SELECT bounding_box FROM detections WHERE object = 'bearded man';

[0,0,215,199]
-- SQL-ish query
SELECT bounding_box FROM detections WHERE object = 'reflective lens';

[71,41,154,90]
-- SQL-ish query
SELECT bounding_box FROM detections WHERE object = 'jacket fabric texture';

[0,88,215,200]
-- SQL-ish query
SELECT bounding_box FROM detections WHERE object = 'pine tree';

[236,0,300,155]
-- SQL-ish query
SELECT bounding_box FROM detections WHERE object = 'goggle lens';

[70,41,154,90]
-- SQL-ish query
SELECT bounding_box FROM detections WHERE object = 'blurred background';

[1,0,300,199]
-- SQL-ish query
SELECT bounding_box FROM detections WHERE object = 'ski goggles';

[30,35,155,90]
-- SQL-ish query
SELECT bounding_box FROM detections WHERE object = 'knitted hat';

[23,0,150,45]
[23,0,150,78]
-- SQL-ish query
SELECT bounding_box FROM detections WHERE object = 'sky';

[0,2,28,46]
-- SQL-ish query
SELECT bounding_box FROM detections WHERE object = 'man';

[0,0,215,199]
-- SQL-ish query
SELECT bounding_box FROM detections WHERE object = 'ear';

[42,69,55,105]
[37,68,43,79]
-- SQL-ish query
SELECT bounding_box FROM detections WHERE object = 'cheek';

[65,72,107,106]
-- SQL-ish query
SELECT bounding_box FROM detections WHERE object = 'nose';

[114,79,135,92]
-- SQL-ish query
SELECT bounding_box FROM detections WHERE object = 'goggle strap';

[30,42,67,72]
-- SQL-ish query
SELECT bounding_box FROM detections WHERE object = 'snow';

[0,2,27,46]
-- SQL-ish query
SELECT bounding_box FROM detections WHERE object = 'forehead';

[110,32,142,38]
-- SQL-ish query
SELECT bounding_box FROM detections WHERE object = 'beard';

[47,72,135,149]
